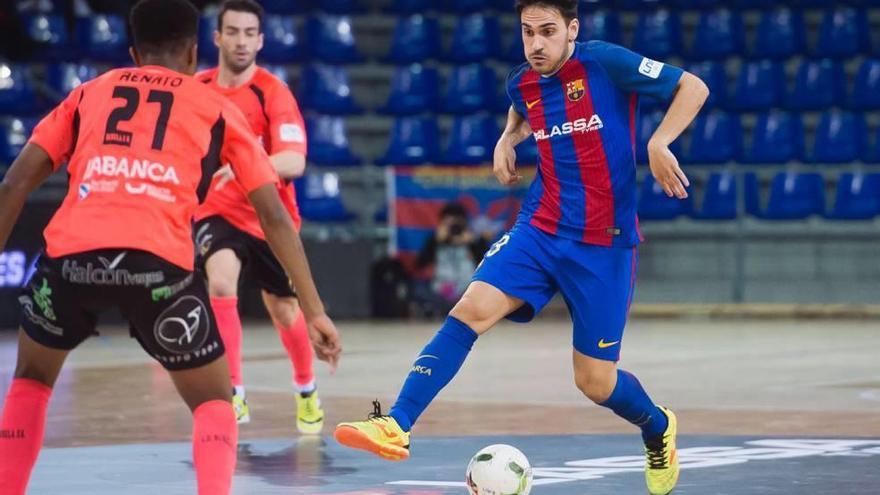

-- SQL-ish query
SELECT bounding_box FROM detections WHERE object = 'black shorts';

[194,215,296,298]
[19,249,225,371]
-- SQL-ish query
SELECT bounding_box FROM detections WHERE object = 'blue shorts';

[473,222,638,361]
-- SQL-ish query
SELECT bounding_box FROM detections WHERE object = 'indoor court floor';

[1,318,878,494]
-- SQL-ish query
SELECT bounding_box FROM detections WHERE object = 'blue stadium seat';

[0,64,38,114]
[685,61,726,109]
[263,65,291,86]
[380,64,439,115]
[299,65,360,115]
[742,111,804,164]
[730,0,774,7]
[672,0,722,8]
[851,59,880,110]
[618,0,664,9]
[198,10,219,62]
[504,32,525,63]
[261,15,302,63]
[23,14,72,61]
[579,10,622,44]
[813,7,870,59]
[694,172,737,220]
[446,0,492,12]
[808,111,865,164]
[686,111,741,165]
[377,116,440,165]
[762,173,825,220]
[636,110,682,165]
[752,8,805,60]
[638,175,694,220]
[260,0,311,14]
[386,0,433,14]
[515,137,539,165]
[386,15,441,64]
[633,10,681,59]
[0,118,37,165]
[306,116,361,166]
[447,14,501,63]
[827,173,880,220]
[442,115,498,164]
[320,0,365,13]
[76,14,128,63]
[785,59,846,111]
[442,65,497,115]
[690,9,744,60]
[307,16,362,64]
[295,173,357,222]
[47,63,98,103]
[864,126,880,163]
[732,60,784,111]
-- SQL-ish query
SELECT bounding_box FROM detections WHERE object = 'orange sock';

[275,310,314,389]
[211,297,243,388]
[192,400,238,495]
[0,378,52,495]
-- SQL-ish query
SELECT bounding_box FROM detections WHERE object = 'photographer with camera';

[414,203,491,316]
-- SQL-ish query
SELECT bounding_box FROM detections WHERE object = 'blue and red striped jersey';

[507,40,684,247]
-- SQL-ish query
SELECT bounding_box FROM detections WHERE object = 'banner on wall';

[391,166,536,271]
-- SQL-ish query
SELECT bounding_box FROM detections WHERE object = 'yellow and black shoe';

[645,406,679,495]
[334,401,410,461]
[232,390,251,425]
[295,389,325,435]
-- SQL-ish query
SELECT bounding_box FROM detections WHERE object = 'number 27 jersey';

[28,65,280,270]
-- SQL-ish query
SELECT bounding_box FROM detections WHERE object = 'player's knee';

[449,296,497,334]
[575,370,615,404]
[267,299,298,327]
[207,277,238,298]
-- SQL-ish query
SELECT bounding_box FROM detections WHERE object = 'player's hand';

[307,313,342,373]
[213,165,235,191]
[493,138,522,186]
[647,140,689,199]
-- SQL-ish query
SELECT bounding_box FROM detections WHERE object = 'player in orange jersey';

[0,1,340,494]
[193,0,322,431]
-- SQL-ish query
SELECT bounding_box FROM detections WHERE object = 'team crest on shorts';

[567,79,585,102]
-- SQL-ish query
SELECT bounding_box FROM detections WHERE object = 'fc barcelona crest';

[567,79,585,102]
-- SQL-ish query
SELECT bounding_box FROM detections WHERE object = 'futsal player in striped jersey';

[335,1,708,494]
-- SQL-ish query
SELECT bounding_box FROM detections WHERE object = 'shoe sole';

[334,426,410,461]
[236,415,251,425]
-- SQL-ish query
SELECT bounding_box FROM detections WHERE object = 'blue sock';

[600,370,669,442]
[389,316,478,432]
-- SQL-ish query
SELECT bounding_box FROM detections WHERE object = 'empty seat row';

[638,110,880,165]
[386,8,876,64]
[638,172,880,220]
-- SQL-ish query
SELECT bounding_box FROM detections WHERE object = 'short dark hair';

[218,0,264,32]
[515,0,578,24]
[130,0,199,56]
[440,202,468,220]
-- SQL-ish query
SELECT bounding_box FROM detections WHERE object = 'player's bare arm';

[0,144,55,250]
[271,150,306,179]
[248,184,342,370]
[493,106,532,186]
[648,71,709,199]
[212,149,306,190]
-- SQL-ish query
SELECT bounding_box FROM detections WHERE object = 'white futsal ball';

[465,444,533,495]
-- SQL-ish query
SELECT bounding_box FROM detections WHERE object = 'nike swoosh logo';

[526,99,541,110]
[598,339,620,349]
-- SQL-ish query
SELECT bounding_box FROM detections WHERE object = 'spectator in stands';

[414,203,490,315]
